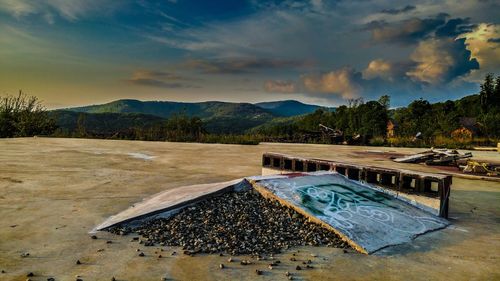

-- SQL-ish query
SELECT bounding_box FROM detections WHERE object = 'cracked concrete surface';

[0,138,499,280]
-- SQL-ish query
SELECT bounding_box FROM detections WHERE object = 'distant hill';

[50,110,165,136]
[62,99,333,133]
[255,100,333,117]
[60,100,279,134]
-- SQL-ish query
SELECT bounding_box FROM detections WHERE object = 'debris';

[108,190,349,255]
[461,160,499,176]
[393,148,472,166]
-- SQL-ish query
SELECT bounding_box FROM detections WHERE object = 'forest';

[1,73,499,148]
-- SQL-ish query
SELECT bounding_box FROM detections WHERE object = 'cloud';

[362,59,394,81]
[380,5,416,15]
[362,59,415,82]
[182,58,310,74]
[0,0,120,23]
[364,14,448,44]
[435,18,476,37]
[264,80,296,93]
[459,23,500,81]
[126,70,198,89]
[406,37,479,84]
[301,68,362,99]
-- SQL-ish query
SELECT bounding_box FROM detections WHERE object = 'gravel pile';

[108,189,350,255]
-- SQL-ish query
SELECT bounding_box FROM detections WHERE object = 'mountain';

[61,100,276,134]
[255,100,333,117]
[61,99,334,134]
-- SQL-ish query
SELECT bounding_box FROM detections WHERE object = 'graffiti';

[257,173,449,253]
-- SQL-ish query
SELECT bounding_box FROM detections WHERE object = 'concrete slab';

[2,138,499,280]
[251,172,450,254]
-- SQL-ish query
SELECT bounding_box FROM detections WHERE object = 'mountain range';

[53,99,333,134]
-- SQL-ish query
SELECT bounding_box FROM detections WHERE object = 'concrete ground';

[0,137,499,281]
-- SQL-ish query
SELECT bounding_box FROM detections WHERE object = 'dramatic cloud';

[406,37,479,84]
[364,14,447,44]
[380,5,416,15]
[126,70,197,89]
[460,23,500,81]
[182,58,310,74]
[264,80,296,93]
[435,18,476,37]
[301,68,362,99]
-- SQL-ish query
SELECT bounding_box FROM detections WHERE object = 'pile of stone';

[108,189,349,255]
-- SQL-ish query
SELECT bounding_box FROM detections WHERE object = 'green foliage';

[0,92,56,137]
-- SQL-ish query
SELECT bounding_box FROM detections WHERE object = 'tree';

[378,95,391,110]
[0,91,56,137]
[480,73,495,113]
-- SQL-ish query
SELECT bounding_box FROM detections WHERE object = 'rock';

[285,271,291,276]
[47,278,55,281]
[107,190,349,256]
[219,264,224,269]
[90,235,97,239]
[138,252,145,257]
[21,252,30,258]
[306,265,314,269]
[27,272,34,277]
[255,270,263,275]
[76,260,81,265]
[111,278,116,281]
[97,248,104,252]
[227,257,233,263]
[240,260,252,265]
[106,240,112,244]
[290,257,296,261]
[295,265,302,270]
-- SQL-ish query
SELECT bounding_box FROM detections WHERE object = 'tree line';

[1,73,499,147]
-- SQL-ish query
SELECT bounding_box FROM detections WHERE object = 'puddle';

[127,153,156,161]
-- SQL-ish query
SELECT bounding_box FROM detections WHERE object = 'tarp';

[251,172,449,254]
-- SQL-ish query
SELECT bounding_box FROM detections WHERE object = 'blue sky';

[0,0,499,108]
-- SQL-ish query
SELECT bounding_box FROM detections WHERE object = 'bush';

[0,92,56,137]
[368,136,385,146]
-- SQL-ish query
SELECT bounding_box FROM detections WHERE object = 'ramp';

[92,178,244,232]
[249,172,449,254]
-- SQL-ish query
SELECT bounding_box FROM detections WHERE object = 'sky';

[0,0,499,108]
